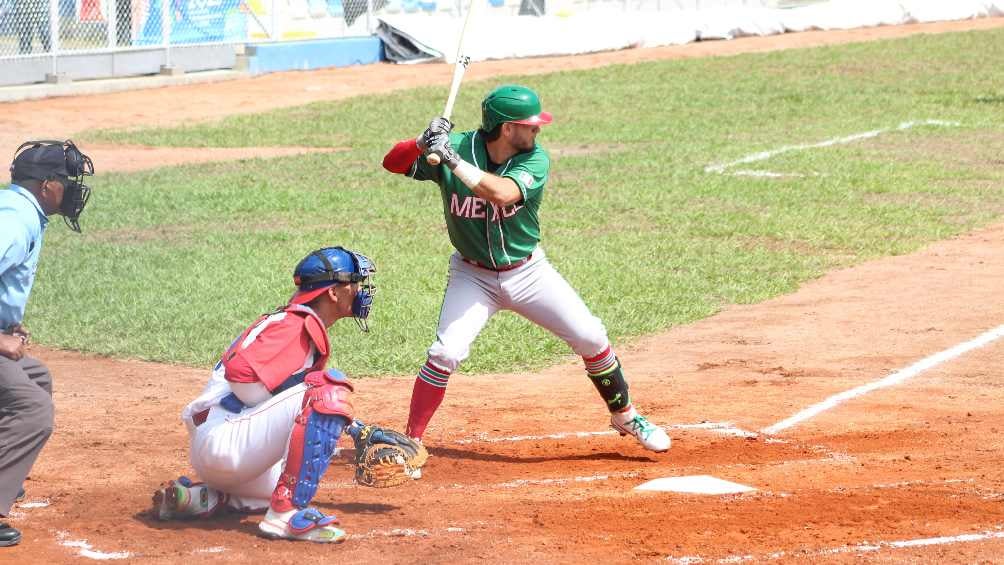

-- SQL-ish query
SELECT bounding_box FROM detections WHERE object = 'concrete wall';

[0,44,238,87]
[0,36,383,88]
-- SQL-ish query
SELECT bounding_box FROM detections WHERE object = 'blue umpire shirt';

[0,184,48,329]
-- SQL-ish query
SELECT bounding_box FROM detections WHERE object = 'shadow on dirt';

[132,509,261,536]
[429,446,655,463]
[132,501,400,536]
[317,501,400,515]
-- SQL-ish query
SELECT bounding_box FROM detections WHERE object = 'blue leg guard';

[271,370,354,512]
[291,412,347,508]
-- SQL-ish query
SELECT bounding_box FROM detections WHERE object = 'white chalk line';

[7,498,51,518]
[841,479,1004,501]
[667,525,1004,563]
[453,421,757,445]
[192,546,227,554]
[353,525,470,539]
[728,169,809,178]
[481,471,641,489]
[704,119,960,175]
[763,324,1004,435]
[56,530,133,560]
[316,423,850,493]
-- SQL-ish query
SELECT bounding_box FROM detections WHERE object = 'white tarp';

[378,0,1004,63]
[775,1,910,32]
[900,0,996,23]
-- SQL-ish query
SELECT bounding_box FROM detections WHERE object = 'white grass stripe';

[705,119,960,174]
[667,526,1004,563]
[763,324,1004,435]
[729,170,805,178]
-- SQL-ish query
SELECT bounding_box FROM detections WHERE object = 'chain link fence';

[0,0,386,60]
[0,0,815,86]
[0,0,777,60]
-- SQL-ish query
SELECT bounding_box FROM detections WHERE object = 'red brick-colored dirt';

[2,18,1003,564]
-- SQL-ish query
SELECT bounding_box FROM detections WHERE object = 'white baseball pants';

[427,248,609,372]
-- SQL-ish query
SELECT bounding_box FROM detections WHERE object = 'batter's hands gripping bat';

[427,0,479,166]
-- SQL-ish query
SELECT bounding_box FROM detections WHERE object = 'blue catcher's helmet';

[290,246,376,331]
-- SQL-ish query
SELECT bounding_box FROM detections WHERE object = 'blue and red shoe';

[258,507,345,543]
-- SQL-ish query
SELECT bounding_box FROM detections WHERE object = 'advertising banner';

[138,0,244,45]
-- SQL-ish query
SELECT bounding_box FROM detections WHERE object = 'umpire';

[0,140,93,547]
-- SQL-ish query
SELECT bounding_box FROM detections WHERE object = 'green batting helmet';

[481,85,554,133]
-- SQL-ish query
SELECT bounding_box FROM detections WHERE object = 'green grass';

[27,28,1004,375]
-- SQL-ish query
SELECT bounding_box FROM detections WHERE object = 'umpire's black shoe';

[0,523,20,547]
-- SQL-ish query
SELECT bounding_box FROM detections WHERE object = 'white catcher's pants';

[188,383,309,511]
[428,249,609,373]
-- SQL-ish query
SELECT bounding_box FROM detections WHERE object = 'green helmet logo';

[481,84,554,133]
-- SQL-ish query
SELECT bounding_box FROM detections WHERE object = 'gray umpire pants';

[0,355,53,516]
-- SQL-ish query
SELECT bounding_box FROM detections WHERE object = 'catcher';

[152,246,426,543]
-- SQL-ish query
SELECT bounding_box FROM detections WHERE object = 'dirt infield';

[3,18,1004,564]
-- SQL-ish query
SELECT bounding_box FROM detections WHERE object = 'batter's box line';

[55,530,133,561]
[704,119,960,177]
[827,478,1004,501]
[352,523,485,540]
[453,421,757,445]
[451,422,854,463]
[666,524,1004,564]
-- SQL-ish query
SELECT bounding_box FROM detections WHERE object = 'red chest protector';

[221,304,330,392]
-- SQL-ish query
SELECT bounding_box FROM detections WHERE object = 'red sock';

[405,361,450,439]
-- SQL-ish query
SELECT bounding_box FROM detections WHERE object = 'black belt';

[461,252,532,272]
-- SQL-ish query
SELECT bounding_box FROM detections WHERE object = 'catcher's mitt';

[347,420,428,488]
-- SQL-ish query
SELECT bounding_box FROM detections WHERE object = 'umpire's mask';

[11,140,94,233]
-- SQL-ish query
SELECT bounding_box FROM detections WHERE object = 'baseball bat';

[427,0,478,166]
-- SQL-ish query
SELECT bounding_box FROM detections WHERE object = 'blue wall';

[246,37,383,75]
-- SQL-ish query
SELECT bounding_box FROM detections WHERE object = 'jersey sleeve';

[382,138,423,174]
[502,147,550,204]
[0,210,31,277]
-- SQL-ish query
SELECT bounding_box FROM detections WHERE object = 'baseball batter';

[381,84,670,459]
[154,246,376,543]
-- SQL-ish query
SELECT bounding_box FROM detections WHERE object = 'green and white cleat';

[611,407,671,452]
[152,476,228,520]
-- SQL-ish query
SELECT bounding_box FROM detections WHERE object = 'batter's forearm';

[470,173,523,207]
[436,149,522,206]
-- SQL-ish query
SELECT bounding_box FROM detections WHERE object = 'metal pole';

[162,0,171,68]
[48,0,59,76]
[366,0,374,34]
[109,0,118,49]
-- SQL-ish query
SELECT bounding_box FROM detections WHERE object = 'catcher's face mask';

[11,140,94,233]
[292,247,377,332]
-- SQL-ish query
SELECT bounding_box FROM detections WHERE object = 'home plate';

[634,475,756,494]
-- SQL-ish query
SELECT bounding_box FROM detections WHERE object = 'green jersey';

[408,130,550,268]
